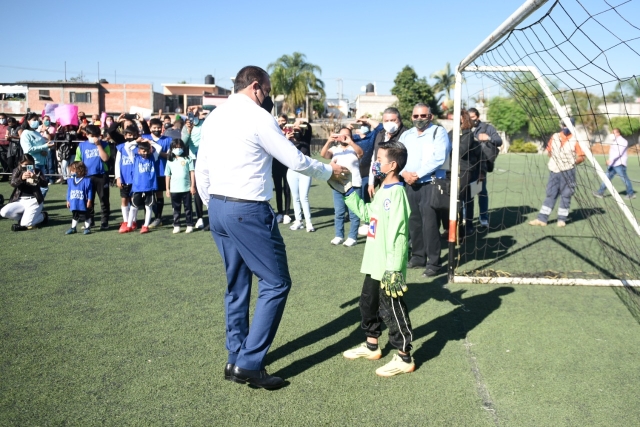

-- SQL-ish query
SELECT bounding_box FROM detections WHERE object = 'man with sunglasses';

[196,65,349,390]
[399,103,451,277]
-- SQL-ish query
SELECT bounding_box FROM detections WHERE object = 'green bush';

[509,139,539,153]
[610,117,640,136]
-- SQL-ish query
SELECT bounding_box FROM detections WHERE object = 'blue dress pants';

[208,196,291,371]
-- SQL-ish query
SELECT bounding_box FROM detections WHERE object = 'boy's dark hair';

[70,161,88,177]
[85,125,101,137]
[168,139,186,161]
[234,65,269,92]
[379,141,408,172]
[137,141,151,152]
[124,125,139,136]
[163,115,171,121]
[149,118,163,127]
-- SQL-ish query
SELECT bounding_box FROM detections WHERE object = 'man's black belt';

[211,194,268,204]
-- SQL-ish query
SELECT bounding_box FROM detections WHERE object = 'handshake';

[327,166,353,194]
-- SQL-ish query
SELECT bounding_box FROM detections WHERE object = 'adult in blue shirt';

[75,125,111,230]
[399,103,451,277]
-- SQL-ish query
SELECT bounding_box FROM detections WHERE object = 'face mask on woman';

[29,120,39,129]
[44,120,50,126]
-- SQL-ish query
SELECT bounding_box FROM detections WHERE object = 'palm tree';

[430,62,456,100]
[267,52,325,115]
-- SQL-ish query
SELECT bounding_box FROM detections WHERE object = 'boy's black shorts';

[119,184,132,199]
[132,191,157,209]
[72,210,88,222]
[156,176,166,192]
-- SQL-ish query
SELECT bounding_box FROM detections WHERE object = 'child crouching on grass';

[335,141,415,377]
[164,139,195,234]
[124,139,161,234]
[65,162,93,235]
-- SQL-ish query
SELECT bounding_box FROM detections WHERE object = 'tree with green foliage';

[487,96,528,139]
[391,66,439,125]
[267,52,325,115]
[430,62,456,100]
[610,116,640,136]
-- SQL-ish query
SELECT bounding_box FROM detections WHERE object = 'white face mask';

[383,122,398,134]
[360,126,370,134]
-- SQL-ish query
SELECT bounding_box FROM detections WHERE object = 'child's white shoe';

[289,221,304,230]
[343,237,357,247]
[330,237,344,245]
[185,226,194,234]
[173,226,180,234]
[195,218,204,229]
[375,354,415,377]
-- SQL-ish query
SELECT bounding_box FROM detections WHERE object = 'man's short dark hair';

[379,141,408,172]
[163,115,171,121]
[278,114,288,121]
[468,108,480,117]
[383,107,401,121]
[149,118,163,127]
[85,125,101,137]
[234,66,269,92]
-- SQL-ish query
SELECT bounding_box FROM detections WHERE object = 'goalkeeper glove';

[381,270,408,298]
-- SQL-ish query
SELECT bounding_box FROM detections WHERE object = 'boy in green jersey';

[336,141,415,377]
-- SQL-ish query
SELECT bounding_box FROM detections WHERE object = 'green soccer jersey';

[165,156,194,193]
[344,182,411,281]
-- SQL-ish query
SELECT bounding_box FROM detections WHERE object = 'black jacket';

[9,166,48,204]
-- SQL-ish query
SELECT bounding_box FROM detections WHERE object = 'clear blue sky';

[2,0,638,103]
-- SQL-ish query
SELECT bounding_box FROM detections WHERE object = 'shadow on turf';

[267,277,514,379]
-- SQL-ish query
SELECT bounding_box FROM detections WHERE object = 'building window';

[70,92,91,103]
[39,90,52,101]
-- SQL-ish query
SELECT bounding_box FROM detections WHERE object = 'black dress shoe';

[407,258,426,269]
[231,366,285,390]
[224,363,234,381]
[422,267,440,277]
[100,223,109,231]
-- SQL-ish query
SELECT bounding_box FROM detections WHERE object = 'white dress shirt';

[196,93,332,201]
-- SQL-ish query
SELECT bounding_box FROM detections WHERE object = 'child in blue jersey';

[75,125,111,231]
[143,118,172,228]
[65,162,93,235]
[115,125,139,233]
[124,139,161,234]
[164,139,196,234]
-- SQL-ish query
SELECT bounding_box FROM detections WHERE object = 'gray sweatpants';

[538,169,576,223]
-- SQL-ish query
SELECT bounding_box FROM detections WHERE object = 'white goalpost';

[448,0,640,286]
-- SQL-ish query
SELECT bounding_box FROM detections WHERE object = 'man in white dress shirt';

[196,65,347,389]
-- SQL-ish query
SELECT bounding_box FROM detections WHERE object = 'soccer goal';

[448,0,640,287]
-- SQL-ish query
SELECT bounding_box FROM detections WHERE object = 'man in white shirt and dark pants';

[196,66,347,390]
[593,128,636,200]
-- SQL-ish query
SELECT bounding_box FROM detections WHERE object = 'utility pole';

[98,62,100,82]
[64,61,67,82]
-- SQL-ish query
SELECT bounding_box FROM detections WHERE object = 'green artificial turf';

[1,154,639,426]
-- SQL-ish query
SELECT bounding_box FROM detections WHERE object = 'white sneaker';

[375,354,415,377]
[195,218,204,229]
[289,221,304,230]
[330,237,344,245]
[358,224,369,236]
[282,214,292,224]
[479,218,489,227]
[149,218,162,228]
[276,214,283,223]
[343,237,357,247]
[185,226,194,234]
[173,226,180,234]
[306,224,315,232]
[343,343,382,360]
